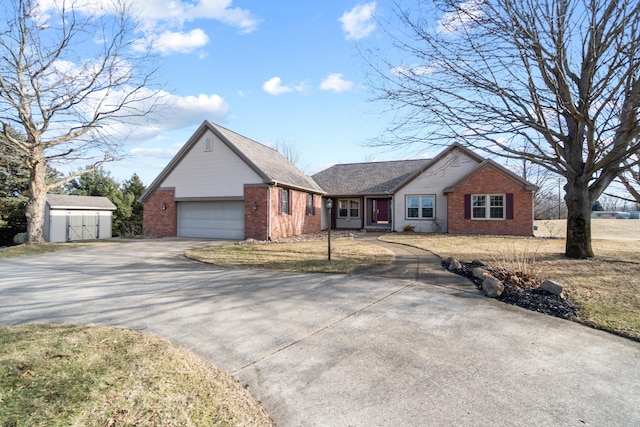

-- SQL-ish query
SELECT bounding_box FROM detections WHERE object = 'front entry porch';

[365,197,392,231]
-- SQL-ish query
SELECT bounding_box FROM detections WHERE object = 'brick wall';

[244,185,269,240]
[143,189,177,237]
[269,188,321,240]
[447,166,534,236]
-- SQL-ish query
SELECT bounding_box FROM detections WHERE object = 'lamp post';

[326,198,333,261]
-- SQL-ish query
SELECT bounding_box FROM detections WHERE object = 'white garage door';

[177,201,244,239]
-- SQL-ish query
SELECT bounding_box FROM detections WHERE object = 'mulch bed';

[444,261,579,320]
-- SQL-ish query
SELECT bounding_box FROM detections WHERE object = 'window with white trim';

[280,189,290,215]
[306,194,315,215]
[338,199,360,218]
[472,194,505,219]
[406,195,435,219]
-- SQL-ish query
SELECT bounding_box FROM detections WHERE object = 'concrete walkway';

[1,238,639,426]
[353,234,481,294]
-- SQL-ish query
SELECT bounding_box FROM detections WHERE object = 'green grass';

[186,237,394,274]
[0,324,273,427]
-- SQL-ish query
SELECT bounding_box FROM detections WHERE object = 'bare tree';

[618,156,640,204]
[365,0,640,258]
[0,0,159,244]
[275,139,308,172]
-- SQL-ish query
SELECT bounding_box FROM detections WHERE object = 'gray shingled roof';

[312,159,431,196]
[46,194,116,210]
[140,121,324,203]
[210,123,324,193]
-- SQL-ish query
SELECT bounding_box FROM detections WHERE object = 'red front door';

[373,199,390,223]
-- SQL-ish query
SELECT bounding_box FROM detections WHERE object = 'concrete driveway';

[1,239,639,426]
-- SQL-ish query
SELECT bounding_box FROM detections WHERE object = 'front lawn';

[0,324,273,426]
[0,241,113,259]
[186,236,394,274]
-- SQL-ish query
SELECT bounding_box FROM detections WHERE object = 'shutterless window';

[338,200,349,217]
[406,195,435,219]
[338,199,360,218]
[350,200,360,217]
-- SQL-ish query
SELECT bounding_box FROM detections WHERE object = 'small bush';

[402,224,416,232]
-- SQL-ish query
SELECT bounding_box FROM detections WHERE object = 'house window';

[472,194,504,219]
[338,199,360,218]
[406,195,435,219]
[306,194,315,215]
[280,189,290,215]
[204,137,213,152]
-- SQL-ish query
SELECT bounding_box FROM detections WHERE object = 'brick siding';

[447,166,534,236]
[143,188,177,237]
[269,188,321,240]
[244,185,269,240]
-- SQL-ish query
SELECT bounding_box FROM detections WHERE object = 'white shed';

[45,194,117,242]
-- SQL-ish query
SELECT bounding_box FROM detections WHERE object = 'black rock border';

[443,260,579,320]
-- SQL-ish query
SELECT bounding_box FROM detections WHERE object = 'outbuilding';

[45,194,117,242]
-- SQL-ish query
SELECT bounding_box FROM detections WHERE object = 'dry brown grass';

[0,241,114,259]
[381,219,640,340]
[186,237,394,274]
[0,324,273,427]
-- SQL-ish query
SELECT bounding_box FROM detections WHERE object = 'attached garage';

[177,201,244,239]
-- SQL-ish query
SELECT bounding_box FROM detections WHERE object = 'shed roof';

[312,159,430,196]
[140,121,324,203]
[46,194,117,210]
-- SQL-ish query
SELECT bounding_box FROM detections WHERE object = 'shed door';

[177,201,244,239]
[68,213,99,240]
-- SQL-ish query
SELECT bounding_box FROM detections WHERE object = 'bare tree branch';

[364,0,640,258]
[0,0,161,243]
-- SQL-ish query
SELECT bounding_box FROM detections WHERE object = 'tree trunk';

[564,180,594,258]
[25,147,47,245]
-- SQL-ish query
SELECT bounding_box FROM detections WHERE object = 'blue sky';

[74,0,442,185]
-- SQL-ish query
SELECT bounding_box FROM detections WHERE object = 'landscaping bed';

[446,260,579,320]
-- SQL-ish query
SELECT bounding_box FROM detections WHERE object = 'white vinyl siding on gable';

[161,130,262,199]
[394,149,481,233]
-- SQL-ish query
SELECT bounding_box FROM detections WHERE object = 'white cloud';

[263,77,292,95]
[320,73,354,92]
[75,88,229,142]
[294,81,312,94]
[157,92,229,128]
[262,76,311,96]
[37,0,260,34]
[391,64,437,77]
[339,2,377,41]
[146,29,209,55]
[36,0,260,57]
[437,0,484,34]
[129,0,260,34]
[130,147,179,159]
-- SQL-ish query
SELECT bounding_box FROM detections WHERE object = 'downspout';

[268,185,272,241]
